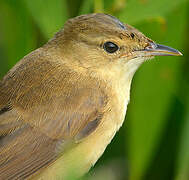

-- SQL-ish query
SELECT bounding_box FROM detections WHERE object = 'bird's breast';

[68,79,131,175]
[34,70,132,180]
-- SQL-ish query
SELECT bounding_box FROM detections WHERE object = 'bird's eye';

[103,42,119,53]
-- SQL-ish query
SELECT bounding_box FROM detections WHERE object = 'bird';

[0,13,182,180]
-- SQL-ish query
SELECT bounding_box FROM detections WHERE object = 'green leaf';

[24,0,68,39]
[118,0,187,24]
[94,0,104,13]
[0,0,36,76]
[126,4,187,180]
[79,0,93,14]
[105,0,126,14]
[175,100,189,180]
[175,3,189,177]
[66,0,83,17]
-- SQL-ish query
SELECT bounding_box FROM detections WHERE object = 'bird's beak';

[142,43,183,56]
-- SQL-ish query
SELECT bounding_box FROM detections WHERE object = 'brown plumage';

[0,13,182,179]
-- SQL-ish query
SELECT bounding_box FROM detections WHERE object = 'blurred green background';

[0,0,188,180]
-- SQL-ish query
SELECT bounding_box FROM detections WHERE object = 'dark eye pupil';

[103,42,119,53]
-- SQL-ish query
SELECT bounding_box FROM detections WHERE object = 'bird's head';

[48,13,182,79]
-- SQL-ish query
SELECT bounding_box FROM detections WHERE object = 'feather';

[0,53,107,178]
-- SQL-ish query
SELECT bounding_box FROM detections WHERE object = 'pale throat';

[112,57,145,125]
[93,57,145,131]
[109,57,145,99]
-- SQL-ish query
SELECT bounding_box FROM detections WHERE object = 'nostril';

[145,42,157,50]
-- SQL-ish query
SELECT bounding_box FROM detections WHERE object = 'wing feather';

[0,52,108,179]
